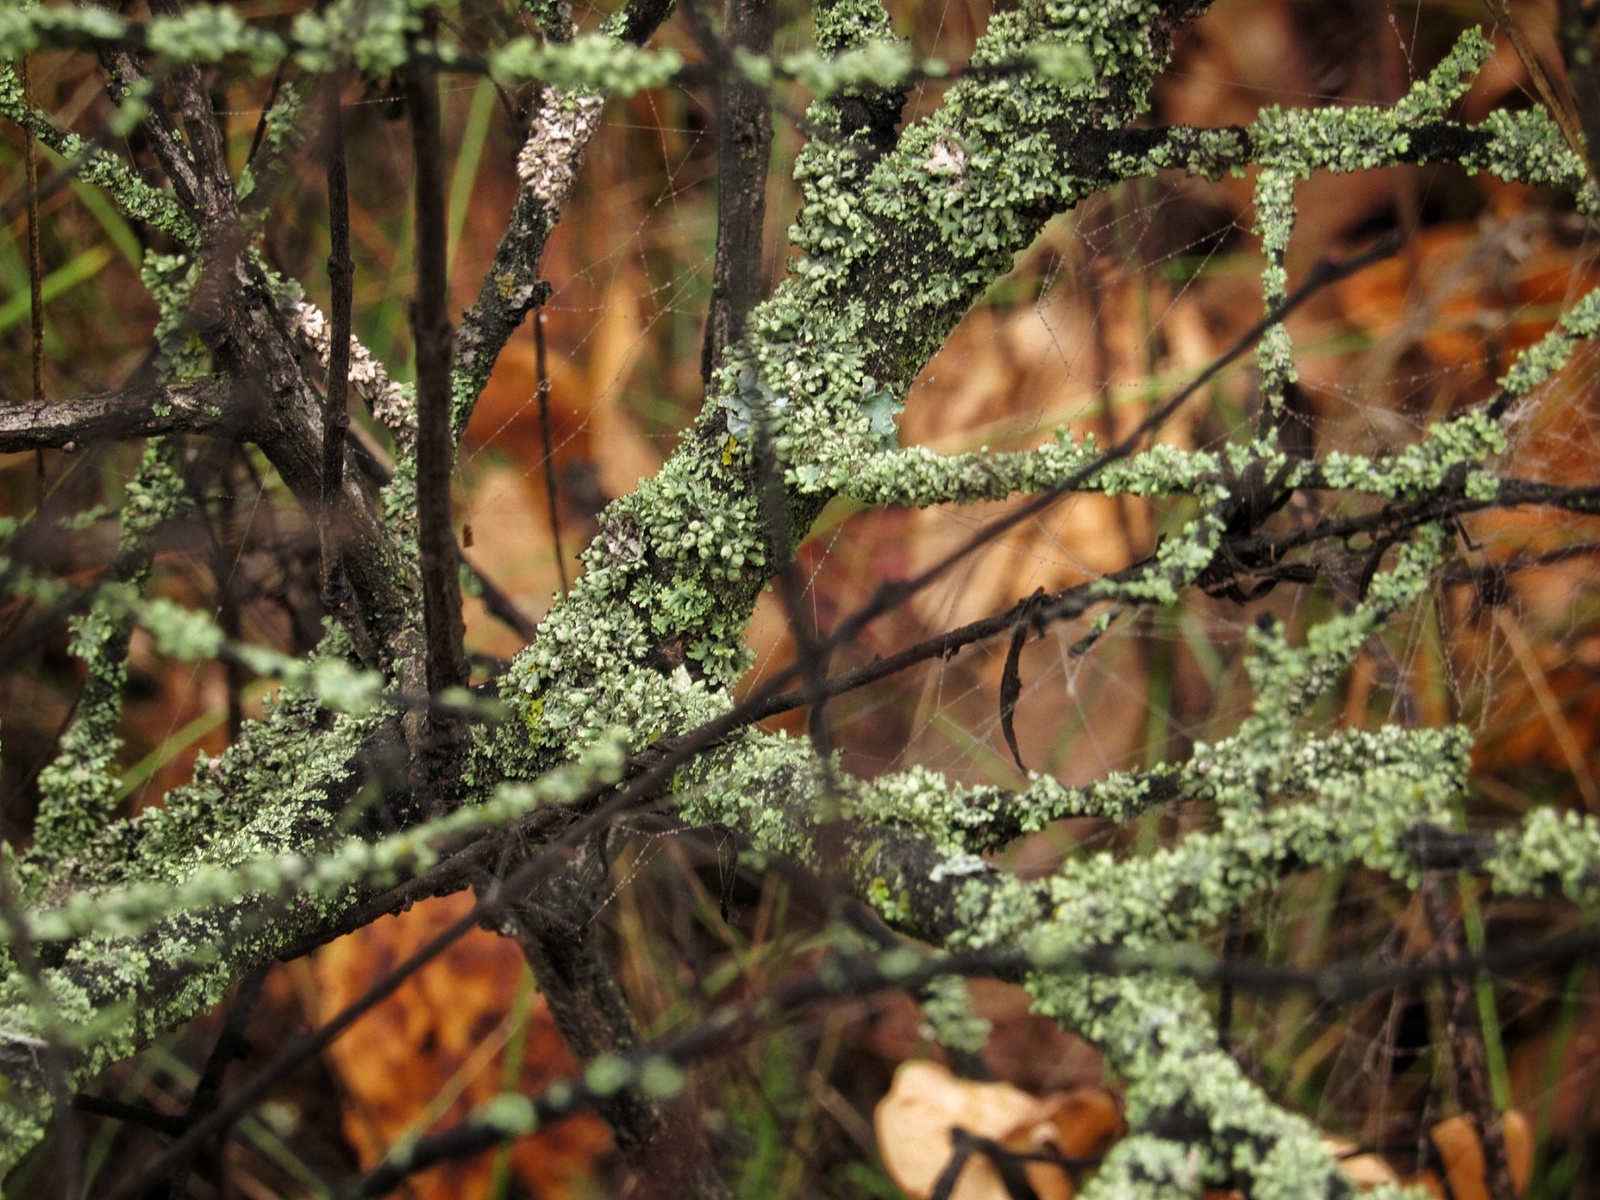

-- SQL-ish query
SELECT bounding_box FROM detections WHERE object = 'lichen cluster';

[6,2,1600,1193]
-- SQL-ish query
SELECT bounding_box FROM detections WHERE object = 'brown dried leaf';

[875,1060,1121,1200]
[1322,1136,1400,1187]
[1428,1111,1533,1200]
[314,892,612,1200]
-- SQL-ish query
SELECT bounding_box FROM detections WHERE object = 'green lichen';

[32,441,188,868]
[1309,412,1507,500]
[11,732,627,948]
[672,541,1472,1195]
[1495,284,1600,403]
[920,976,992,1052]
[490,32,684,91]
[12,1,1600,1188]
[0,66,198,247]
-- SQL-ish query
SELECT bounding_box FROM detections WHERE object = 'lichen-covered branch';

[8,1,1600,1192]
[30,442,188,866]
[451,0,676,436]
[0,377,232,450]
[667,536,1466,1197]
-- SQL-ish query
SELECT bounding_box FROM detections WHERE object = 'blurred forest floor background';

[6,0,1600,1196]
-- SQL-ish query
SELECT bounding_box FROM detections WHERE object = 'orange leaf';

[314,892,611,1200]
[1429,1111,1533,1200]
[875,1060,1121,1200]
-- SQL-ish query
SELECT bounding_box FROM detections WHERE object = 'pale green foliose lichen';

[920,976,993,1051]
[12,2,1600,1190]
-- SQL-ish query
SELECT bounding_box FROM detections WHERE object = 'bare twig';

[164,968,269,1200]
[321,72,354,613]
[147,0,235,223]
[534,307,570,592]
[22,58,44,415]
[405,64,470,801]
[1419,875,1517,1200]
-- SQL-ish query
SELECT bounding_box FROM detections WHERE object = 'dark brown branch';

[94,44,205,215]
[89,27,421,669]
[405,65,471,804]
[22,58,44,416]
[499,852,732,1199]
[163,968,269,1200]
[533,307,569,592]
[0,378,233,451]
[321,74,359,646]
[317,424,540,647]
[698,0,775,381]
[72,1093,188,1138]
[146,0,236,224]
[1420,876,1518,1200]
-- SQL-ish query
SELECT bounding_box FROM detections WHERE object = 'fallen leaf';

[1429,1111,1533,1200]
[314,892,612,1200]
[875,1059,1121,1200]
[1323,1136,1400,1187]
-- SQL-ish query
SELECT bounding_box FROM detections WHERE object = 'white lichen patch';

[516,89,606,217]
[289,299,415,445]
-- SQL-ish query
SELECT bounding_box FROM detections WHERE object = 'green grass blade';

[447,76,498,276]
[0,243,115,335]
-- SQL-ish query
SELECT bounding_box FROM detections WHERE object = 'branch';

[498,854,732,1199]
[0,378,233,451]
[343,913,1600,1198]
[404,64,470,801]
[694,0,775,380]
[450,0,677,437]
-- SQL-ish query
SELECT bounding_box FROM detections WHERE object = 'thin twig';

[807,235,1403,671]
[756,416,837,780]
[165,968,269,1200]
[405,64,470,801]
[1217,905,1244,1053]
[345,921,1600,1198]
[534,307,569,592]
[22,58,44,416]
[1482,0,1591,170]
[322,72,355,615]
[1419,875,1517,1200]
